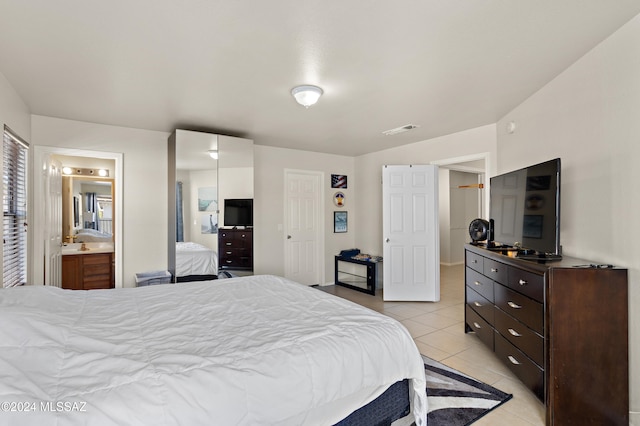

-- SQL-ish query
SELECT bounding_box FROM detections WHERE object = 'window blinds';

[3,126,28,288]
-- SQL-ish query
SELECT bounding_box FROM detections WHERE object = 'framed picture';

[331,174,347,188]
[200,213,218,234]
[198,187,217,212]
[334,211,347,233]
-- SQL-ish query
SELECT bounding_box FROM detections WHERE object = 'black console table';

[334,255,381,295]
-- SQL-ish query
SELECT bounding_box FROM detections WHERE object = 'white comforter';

[0,275,426,426]
[176,241,218,277]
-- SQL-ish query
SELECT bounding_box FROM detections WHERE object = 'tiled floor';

[319,264,546,425]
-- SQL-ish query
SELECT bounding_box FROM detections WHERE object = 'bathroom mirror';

[58,154,116,244]
[168,130,253,282]
[62,177,114,242]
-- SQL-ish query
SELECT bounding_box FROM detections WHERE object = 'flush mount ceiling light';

[382,124,420,136]
[291,85,323,108]
[208,150,218,160]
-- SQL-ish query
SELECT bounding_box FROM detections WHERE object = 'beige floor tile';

[319,264,542,424]
[399,319,438,339]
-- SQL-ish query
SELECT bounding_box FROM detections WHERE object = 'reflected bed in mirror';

[175,241,218,282]
[169,130,254,282]
[75,228,113,242]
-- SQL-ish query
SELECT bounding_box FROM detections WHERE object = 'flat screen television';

[223,198,253,227]
[489,158,561,259]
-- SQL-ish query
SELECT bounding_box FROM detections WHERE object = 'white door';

[382,165,439,301]
[44,156,63,287]
[284,170,323,285]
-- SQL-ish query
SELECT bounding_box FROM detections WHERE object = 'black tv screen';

[489,158,561,257]
[224,199,253,227]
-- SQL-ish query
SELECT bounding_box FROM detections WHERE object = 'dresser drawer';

[495,333,544,401]
[494,284,543,335]
[465,268,494,302]
[507,267,544,303]
[466,250,484,273]
[466,306,494,350]
[484,257,508,285]
[466,286,494,325]
[494,306,543,367]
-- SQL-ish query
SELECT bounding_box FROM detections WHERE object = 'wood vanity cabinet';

[464,244,628,425]
[218,228,253,270]
[62,252,114,290]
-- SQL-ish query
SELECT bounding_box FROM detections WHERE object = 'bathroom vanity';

[61,243,115,290]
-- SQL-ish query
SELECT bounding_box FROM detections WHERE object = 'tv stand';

[219,228,253,270]
[464,244,628,425]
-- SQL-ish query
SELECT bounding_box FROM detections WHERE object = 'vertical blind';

[3,126,28,288]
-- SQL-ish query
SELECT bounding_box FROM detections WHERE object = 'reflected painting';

[198,187,217,212]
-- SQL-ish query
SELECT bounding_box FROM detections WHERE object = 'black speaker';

[468,218,490,243]
[488,218,494,243]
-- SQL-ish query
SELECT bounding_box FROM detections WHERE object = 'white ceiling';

[1,1,639,156]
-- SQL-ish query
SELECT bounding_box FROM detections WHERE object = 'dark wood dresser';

[464,243,628,425]
[219,228,253,270]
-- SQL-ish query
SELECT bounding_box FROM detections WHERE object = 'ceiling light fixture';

[291,85,323,108]
[208,150,218,160]
[382,124,420,136]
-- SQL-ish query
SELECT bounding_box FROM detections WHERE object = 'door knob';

[385,238,390,243]
[287,235,292,239]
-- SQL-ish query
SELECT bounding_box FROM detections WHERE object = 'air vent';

[382,124,420,136]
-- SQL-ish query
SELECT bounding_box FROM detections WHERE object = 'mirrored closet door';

[168,130,253,282]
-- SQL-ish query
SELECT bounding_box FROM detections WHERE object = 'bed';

[175,241,218,281]
[0,275,426,425]
[74,229,112,243]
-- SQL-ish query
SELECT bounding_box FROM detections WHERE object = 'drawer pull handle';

[474,281,481,286]
[473,322,482,329]
[508,328,522,337]
[226,242,232,246]
[519,279,527,286]
[473,301,482,307]
[472,259,478,264]
[491,268,498,273]
[507,301,522,309]
[508,355,521,365]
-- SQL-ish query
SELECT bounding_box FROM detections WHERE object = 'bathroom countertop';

[61,242,114,255]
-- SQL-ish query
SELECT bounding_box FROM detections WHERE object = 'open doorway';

[31,146,123,287]
[432,153,489,266]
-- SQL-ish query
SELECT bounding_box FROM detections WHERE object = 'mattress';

[0,275,426,425]
[176,241,218,277]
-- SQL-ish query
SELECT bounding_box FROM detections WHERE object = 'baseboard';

[440,261,464,267]
[629,411,639,425]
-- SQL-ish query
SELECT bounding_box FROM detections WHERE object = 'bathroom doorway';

[31,146,123,287]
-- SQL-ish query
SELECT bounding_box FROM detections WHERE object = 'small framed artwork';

[334,191,345,207]
[334,211,347,233]
[198,187,217,212]
[200,213,218,234]
[331,174,347,188]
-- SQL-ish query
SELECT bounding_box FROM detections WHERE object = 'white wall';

[31,115,170,287]
[253,145,355,284]
[353,124,497,258]
[497,14,640,421]
[0,72,30,142]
